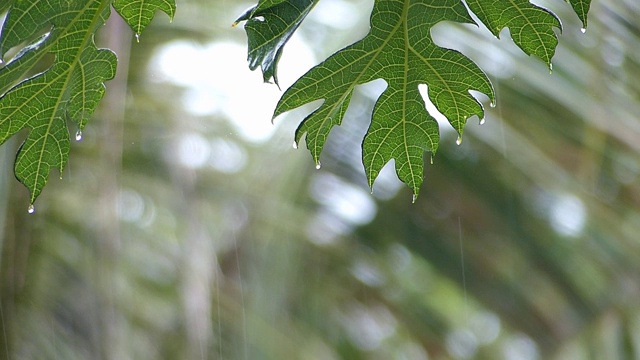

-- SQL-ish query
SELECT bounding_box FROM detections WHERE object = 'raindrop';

[412,194,418,203]
[135,33,140,43]
[490,101,496,108]
[479,118,486,125]
[315,162,322,170]
[0,58,3,64]
[292,141,298,149]
[75,130,82,141]
[580,27,586,34]
[28,204,35,214]
[430,155,434,165]
[456,135,462,145]
[548,63,553,74]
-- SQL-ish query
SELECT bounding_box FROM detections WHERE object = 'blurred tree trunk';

[93,12,131,360]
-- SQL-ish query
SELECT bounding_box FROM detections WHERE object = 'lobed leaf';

[235,0,318,85]
[254,0,291,13]
[0,0,117,204]
[566,0,592,28]
[113,0,176,38]
[465,0,561,66]
[274,0,494,198]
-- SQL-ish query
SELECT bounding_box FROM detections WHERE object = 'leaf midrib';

[19,0,109,202]
[305,1,406,159]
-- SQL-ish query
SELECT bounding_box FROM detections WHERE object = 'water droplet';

[456,135,462,145]
[430,155,434,165]
[135,33,140,43]
[28,204,35,214]
[580,27,586,34]
[315,162,322,170]
[549,63,553,74]
[75,130,82,141]
[479,118,486,125]
[0,58,3,64]
[412,194,418,203]
[292,141,298,149]
[490,101,496,108]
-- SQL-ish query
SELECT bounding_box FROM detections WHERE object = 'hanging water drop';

[28,204,35,214]
[292,141,298,149]
[75,130,83,141]
[412,194,418,203]
[456,135,462,145]
[479,118,486,125]
[490,101,496,108]
[315,162,321,170]
[430,155,434,165]
[580,27,586,34]
[549,63,553,74]
[135,33,140,43]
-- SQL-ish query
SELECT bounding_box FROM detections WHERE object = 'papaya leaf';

[273,0,495,198]
[566,0,592,28]
[0,2,10,15]
[0,0,117,205]
[235,0,319,85]
[113,0,176,38]
[464,0,561,66]
[254,0,291,13]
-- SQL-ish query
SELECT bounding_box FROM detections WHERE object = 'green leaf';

[0,0,117,204]
[0,1,11,15]
[113,0,176,37]
[253,0,290,13]
[566,0,592,28]
[465,0,561,65]
[274,0,494,197]
[235,0,319,85]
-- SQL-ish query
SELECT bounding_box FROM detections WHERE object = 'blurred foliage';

[1,0,640,359]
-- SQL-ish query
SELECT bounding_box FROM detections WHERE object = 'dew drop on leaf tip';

[412,194,418,203]
[135,33,140,43]
[315,162,322,170]
[490,101,496,108]
[292,141,298,149]
[456,135,462,145]
[75,130,82,141]
[580,27,586,34]
[27,204,35,214]
[479,118,486,125]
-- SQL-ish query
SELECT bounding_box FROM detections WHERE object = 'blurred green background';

[1,0,640,359]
